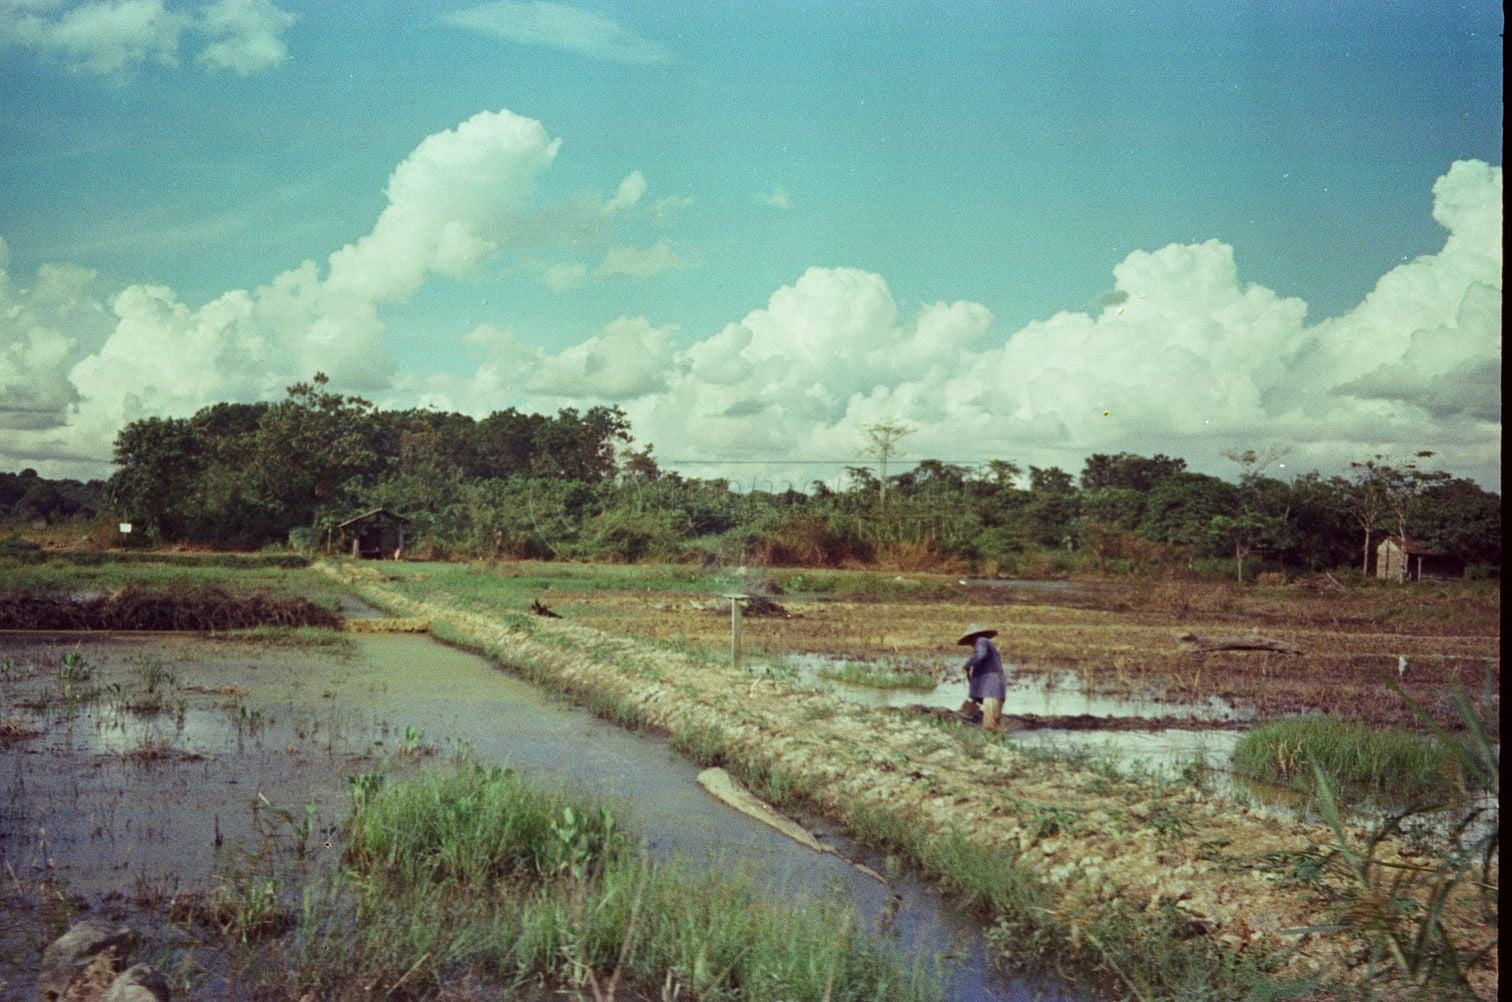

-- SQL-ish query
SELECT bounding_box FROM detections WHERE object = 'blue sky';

[0,1,1503,489]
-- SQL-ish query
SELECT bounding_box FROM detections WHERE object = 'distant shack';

[1375,536,1464,582]
[336,508,411,560]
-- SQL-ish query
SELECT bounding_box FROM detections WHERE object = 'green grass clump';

[818,662,936,691]
[281,765,942,1002]
[346,765,626,885]
[1232,716,1470,804]
[218,625,353,651]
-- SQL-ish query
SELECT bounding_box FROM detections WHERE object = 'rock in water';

[104,965,170,1002]
[39,920,137,1002]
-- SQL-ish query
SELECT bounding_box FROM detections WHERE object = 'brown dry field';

[533,574,1502,732]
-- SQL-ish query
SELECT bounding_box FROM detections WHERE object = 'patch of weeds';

[748,655,800,684]
[956,727,988,760]
[1022,802,1084,840]
[57,651,94,684]
[1256,677,1499,998]
[1232,715,1471,806]
[346,764,627,886]
[116,656,181,714]
[229,703,272,736]
[181,874,292,944]
[1178,752,1215,792]
[127,730,185,763]
[667,723,731,767]
[817,662,936,692]
[1073,900,1291,1002]
[1145,810,1194,846]
[585,688,648,730]
[732,757,798,805]
[396,725,437,757]
[222,625,353,652]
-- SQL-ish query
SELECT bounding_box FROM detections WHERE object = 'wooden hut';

[336,508,411,560]
[1375,536,1464,582]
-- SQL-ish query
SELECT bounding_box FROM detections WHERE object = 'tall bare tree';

[861,422,913,514]
[1347,451,1449,574]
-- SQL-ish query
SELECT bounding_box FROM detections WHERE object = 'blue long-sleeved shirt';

[963,636,1006,701]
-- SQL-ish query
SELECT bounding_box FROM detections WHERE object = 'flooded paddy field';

[3,558,1497,999]
[0,627,1068,1001]
[337,560,1497,999]
[532,568,1500,735]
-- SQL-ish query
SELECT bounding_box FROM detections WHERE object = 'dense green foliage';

[9,377,1494,576]
[0,468,103,524]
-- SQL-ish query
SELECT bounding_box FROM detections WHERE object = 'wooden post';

[724,594,748,670]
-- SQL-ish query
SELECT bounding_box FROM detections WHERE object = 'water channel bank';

[0,625,1061,1000]
[317,560,1497,1000]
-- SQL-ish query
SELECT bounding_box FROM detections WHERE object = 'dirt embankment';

[0,586,340,631]
[317,562,1496,999]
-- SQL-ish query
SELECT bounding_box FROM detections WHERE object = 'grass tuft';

[1232,716,1472,805]
[276,764,945,1001]
[818,661,937,691]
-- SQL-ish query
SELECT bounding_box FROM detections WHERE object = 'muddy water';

[0,630,1074,1002]
[748,653,1260,802]
[760,653,1246,718]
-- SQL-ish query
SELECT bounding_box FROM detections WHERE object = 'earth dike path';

[315,561,1496,1000]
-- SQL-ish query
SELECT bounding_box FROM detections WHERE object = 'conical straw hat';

[956,625,998,646]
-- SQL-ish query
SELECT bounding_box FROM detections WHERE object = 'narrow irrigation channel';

[0,617,1076,1000]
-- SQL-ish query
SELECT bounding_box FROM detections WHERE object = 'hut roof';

[336,507,412,530]
[1380,536,1443,556]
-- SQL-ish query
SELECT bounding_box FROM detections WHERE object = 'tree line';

[7,376,1500,578]
[0,469,103,526]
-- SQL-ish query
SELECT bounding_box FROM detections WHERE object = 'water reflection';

[0,631,1073,1002]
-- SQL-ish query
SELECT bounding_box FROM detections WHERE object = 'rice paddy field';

[320,558,1498,1000]
[1,554,1499,1000]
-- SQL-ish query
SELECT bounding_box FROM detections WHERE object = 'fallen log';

[697,767,830,853]
[696,767,884,881]
[1175,630,1302,654]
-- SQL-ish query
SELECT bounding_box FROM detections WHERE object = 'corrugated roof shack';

[336,508,411,559]
[1375,536,1465,582]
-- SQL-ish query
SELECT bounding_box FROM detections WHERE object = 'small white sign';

[118,523,133,534]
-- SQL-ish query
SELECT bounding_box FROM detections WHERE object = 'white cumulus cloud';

[0,0,294,75]
[0,240,110,431]
[443,1,670,65]
[755,187,791,210]
[0,108,564,476]
[594,240,685,280]
[195,0,293,74]
[603,171,647,214]
[593,161,1501,489]
[528,316,677,400]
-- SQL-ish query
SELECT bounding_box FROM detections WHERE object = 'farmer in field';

[957,626,1006,729]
